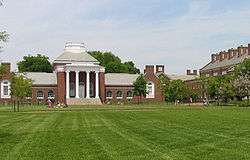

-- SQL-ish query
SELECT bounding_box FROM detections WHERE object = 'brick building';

[1,42,185,105]
[200,44,250,76]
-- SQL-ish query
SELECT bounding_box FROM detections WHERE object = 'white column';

[95,72,99,98]
[75,71,79,98]
[66,71,70,99]
[86,71,90,98]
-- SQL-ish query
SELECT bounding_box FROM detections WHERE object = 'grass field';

[0,104,249,160]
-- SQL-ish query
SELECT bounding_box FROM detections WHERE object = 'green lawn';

[0,104,249,160]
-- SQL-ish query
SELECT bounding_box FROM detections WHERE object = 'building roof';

[54,52,99,63]
[201,54,249,71]
[21,72,57,85]
[167,74,198,81]
[105,72,197,86]
[105,73,139,86]
[155,72,198,81]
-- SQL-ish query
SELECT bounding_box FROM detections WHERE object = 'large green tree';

[10,74,32,112]
[17,54,53,73]
[207,75,235,104]
[234,58,250,103]
[133,75,147,104]
[89,51,140,74]
[164,80,189,103]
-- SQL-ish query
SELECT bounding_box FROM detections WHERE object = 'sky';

[1,0,250,74]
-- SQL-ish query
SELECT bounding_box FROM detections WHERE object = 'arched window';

[37,91,44,99]
[1,80,10,98]
[106,91,113,99]
[116,91,123,99]
[146,82,155,98]
[48,90,55,99]
[127,91,133,99]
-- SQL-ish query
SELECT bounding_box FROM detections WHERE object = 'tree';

[234,58,250,77]
[207,75,235,104]
[158,74,170,100]
[133,75,147,104]
[89,51,140,74]
[0,2,9,51]
[234,75,250,103]
[123,61,140,74]
[234,58,250,104]
[218,75,235,103]
[17,54,53,73]
[164,80,189,103]
[10,74,32,112]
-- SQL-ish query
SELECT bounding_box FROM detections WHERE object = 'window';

[127,91,133,99]
[37,91,44,99]
[106,91,113,99]
[1,80,10,98]
[116,91,123,99]
[48,90,55,99]
[158,67,163,72]
[146,82,155,98]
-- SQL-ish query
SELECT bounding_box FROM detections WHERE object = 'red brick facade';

[0,63,12,104]
[200,43,250,76]
[104,65,165,104]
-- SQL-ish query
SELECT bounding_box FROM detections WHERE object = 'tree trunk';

[247,95,249,106]
[17,101,20,112]
[13,101,16,112]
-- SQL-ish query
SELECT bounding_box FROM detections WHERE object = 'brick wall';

[57,72,66,104]
[0,63,12,104]
[31,86,58,104]
[99,72,105,103]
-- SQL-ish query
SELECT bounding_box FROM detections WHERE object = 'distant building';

[200,44,250,76]
[2,42,197,105]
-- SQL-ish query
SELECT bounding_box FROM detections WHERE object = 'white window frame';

[106,91,113,99]
[146,81,155,98]
[1,80,11,99]
[48,90,55,99]
[37,91,44,100]
[126,91,133,99]
[116,91,123,99]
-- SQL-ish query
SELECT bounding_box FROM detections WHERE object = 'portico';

[53,42,104,105]
[65,65,100,100]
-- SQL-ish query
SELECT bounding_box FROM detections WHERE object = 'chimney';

[187,69,198,75]
[219,52,224,61]
[156,65,165,74]
[228,49,234,59]
[144,65,155,74]
[237,45,244,57]
[1,63,11,72]
[0,62,11,79]
[211,54,217,63]
[248,44,250,55]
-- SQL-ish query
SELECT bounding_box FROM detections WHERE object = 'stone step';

[66,98,102,105]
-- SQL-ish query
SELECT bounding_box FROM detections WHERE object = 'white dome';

[64,42,86,53]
